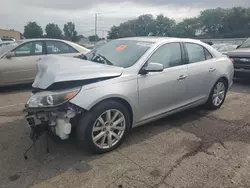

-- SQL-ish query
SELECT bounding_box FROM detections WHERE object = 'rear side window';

[46,41,77,54]
[204,48,213,60]
[185,43,206,63]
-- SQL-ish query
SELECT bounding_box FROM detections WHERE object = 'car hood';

[225,48,250,57]
[32,55,124,89]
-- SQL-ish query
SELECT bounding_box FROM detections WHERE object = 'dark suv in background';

[226,37,250,78]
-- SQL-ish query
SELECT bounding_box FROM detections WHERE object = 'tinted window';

[46,41,76,54]
[14,41,43,56]
[86,40,153,68]
[186,43,206,63]
[147,43,182,68]
[204,48,213,59]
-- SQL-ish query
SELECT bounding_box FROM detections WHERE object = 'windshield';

[0,41,23,57]
[85,40,153,68]
[239,38,250,48]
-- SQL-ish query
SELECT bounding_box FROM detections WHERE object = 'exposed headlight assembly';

[27,88,80,108]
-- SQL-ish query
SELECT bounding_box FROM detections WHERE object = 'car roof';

[17,38,73,43]
[117,36,201,43]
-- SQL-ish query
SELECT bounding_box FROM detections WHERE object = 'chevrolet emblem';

[240,58,250,62]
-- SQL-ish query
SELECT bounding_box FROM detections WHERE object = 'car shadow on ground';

[2,103,250,188]
[2,81,250,187]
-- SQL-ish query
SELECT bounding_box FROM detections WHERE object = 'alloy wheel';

[92,109,126,149]
[212,81,226,106]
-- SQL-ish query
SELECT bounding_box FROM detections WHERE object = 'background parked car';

[0,38,90,86]
[216,44,237,54]
[0,41,12,48]
[212,43,228,50]
[225,37,250,78]
[1,37,16,42]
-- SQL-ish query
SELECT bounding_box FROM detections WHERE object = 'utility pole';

[95,13,97,41]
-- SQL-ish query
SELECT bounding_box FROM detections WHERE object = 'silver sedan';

[0,38,90,86]
[24,37,234,154]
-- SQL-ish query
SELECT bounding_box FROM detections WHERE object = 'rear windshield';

[239,38,250,48]
[86,40,153,68]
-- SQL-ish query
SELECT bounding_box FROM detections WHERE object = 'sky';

[1,0,249,37]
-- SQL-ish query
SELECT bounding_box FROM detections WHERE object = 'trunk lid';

[32,55,124,89]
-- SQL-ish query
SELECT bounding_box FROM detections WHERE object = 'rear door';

[138,42,188,121]
[184,42,217,103]
[1,41,44,85]
[45,40,80,57]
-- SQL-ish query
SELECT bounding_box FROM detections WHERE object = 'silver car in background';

[0,38,90,86]
[24,37,234,154]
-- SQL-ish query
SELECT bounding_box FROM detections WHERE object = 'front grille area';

[231,57,250,69]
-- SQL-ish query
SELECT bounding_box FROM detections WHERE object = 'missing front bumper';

[24,103,83,140]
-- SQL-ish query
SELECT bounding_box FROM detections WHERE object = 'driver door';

[1,41,44,85]
[138,42,188,122]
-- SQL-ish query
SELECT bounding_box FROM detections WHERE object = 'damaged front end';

[23,87,83,141]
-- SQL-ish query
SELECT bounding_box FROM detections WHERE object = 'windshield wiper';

[97,54,113,65]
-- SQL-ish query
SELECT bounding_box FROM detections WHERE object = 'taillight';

[229,58,234,64]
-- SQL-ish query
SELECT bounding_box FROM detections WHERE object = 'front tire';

[205,79,227,109]
[77,100,131,154]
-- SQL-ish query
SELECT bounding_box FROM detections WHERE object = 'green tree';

[45,23,63,39]
[219,7,250,38]
[199,8,226,38]
[63,22,79,42]
[155,14,176,36]
[108,7,250,39]
[108,14,157,39]
[174,18,201,38]
[23,22,43,38]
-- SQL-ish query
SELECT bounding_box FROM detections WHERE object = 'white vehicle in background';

[0,38,90,86]
[0,41,13,48]
[217,44,238,54]
[1,37,16,42]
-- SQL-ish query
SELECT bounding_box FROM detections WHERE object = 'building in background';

[0,29,23,40]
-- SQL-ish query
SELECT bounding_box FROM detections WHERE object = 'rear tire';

[205,78,227,109]
[77,100,131,154]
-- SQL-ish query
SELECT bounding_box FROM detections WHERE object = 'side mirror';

[5,51,15,59]
[236,45,241,49]
[140,62,164,75]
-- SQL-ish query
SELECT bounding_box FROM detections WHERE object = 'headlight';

[26,88,80,108]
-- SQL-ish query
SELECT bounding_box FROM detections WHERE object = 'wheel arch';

[217,76,229,90]
[88,96,134,127]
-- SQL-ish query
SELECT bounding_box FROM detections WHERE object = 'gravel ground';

[0,80,250,188]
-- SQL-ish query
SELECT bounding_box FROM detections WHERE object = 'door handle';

[209,68,216,72]
[177,75,187,81]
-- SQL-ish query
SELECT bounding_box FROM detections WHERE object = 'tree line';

[108,7,250,39]
[23,21,81,42]
[23,21,102,42]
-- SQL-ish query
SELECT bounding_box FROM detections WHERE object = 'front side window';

[46,41,76,54]
[185,43,206,63]
[147,43,182,69]
[14,41,43,56]
[86,40,153,68]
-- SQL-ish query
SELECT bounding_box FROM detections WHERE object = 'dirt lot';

[0,80,250,188]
